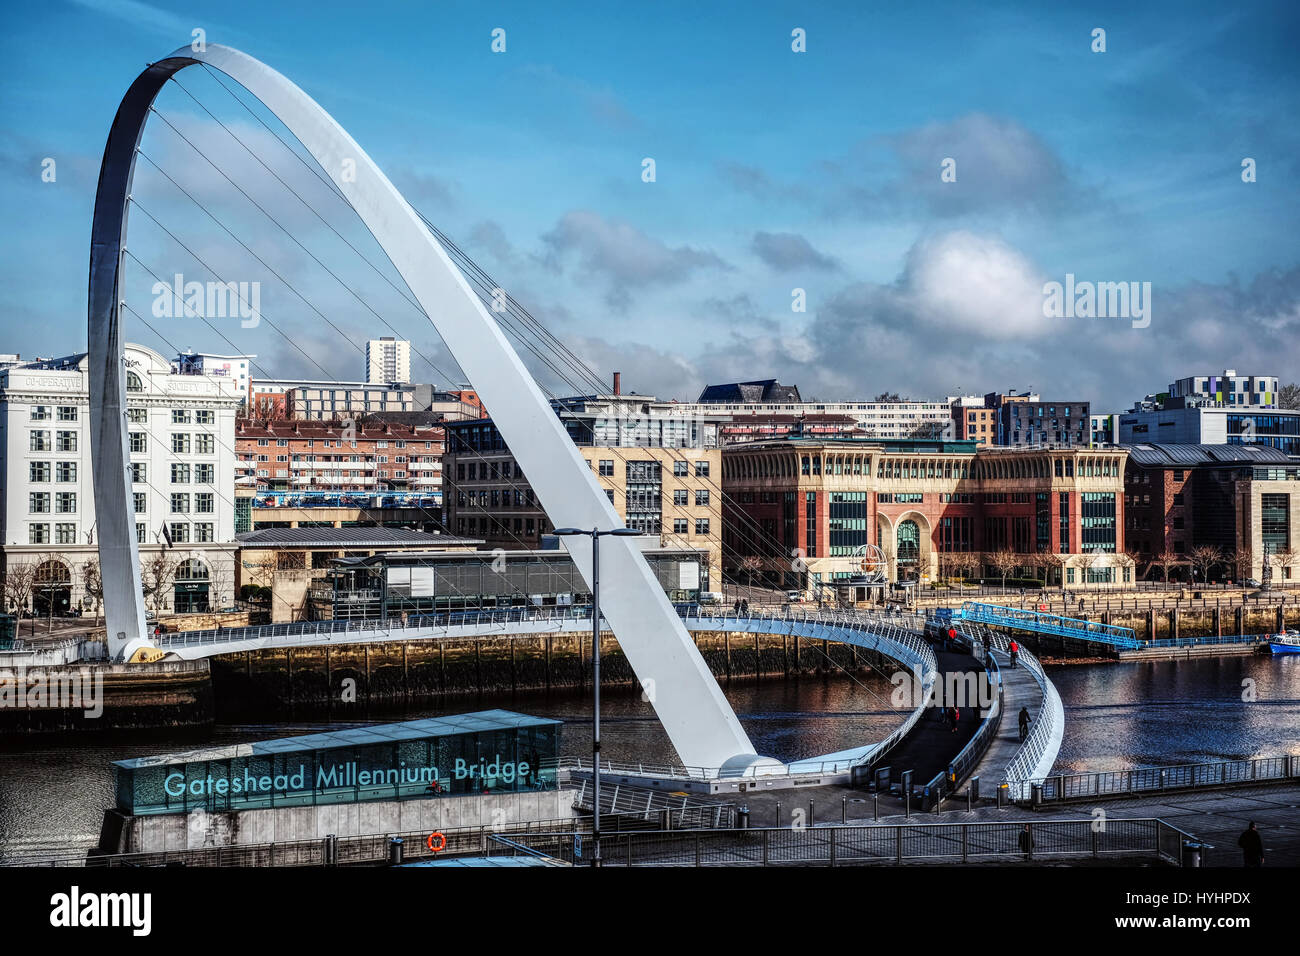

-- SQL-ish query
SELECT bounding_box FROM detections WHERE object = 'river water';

[1,655,1297,860]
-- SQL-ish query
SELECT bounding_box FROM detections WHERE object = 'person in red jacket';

[1008,640,1020,668]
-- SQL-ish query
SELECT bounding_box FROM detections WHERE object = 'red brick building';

[723,438,1131,591]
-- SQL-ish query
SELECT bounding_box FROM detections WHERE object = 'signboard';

[679,561,700,590]
[409,567,435,598]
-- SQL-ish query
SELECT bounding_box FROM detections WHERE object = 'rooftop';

[236,527,479,549]
[696,379,804,404]
[114,710,559,769]
[1122,443,1295,467]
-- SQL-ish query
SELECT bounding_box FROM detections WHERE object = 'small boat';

[1269,630,1300,654]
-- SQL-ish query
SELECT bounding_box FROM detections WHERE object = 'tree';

[1041,552,1066,589]
[739,555,762,594]
[1154,550,1181,586]
[1189,545,1223,585]
[990,549,1020,590]
[1272,545,1298,586]
[1230,547,1253,584]
[82,560,104,627]
[141,551,179,614]
[1278,383,1300,411]
[873,392,902,402]
[2,560,38,636]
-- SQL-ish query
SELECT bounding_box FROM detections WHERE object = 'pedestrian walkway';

[962,648,1044,793]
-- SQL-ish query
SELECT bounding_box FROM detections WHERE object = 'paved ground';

[718,782,1300,866]
[965,648,1042,789]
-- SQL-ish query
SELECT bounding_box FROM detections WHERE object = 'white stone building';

[0,343,240,617]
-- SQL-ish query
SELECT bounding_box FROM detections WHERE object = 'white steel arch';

[87,44,769,772]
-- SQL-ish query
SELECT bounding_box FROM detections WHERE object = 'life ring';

[427,832,446,853]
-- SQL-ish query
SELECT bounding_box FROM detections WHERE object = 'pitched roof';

[1122,443,1294,467]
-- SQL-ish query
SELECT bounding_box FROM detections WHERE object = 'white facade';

[366,337,411,384]
[1168,369,1279,408]
[682,399,955,441]
[0,344,240,615]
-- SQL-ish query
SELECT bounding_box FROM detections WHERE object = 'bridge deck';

[958,602,1140,649]
[869,643,983,793]
[963,648,1043,793]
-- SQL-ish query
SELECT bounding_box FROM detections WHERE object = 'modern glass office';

[114,710,560,815]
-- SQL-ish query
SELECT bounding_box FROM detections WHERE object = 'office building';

[0,344,240,615]
[1168,369,1279,409]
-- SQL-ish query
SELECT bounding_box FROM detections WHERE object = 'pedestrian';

[1008,640,1019,669]
[733,599,740,615]
[982,633,991,657]
[1018,706,1031,743]
[1019,824,1033,860]
[951,706,960,733]
[1238,822,1264,867]
[741,598,749,615]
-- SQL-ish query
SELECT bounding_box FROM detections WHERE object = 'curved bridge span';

[157,608,938,778]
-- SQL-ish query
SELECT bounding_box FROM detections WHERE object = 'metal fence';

[490,817,1192,867]
[2,816,586,868]
[1027,754,1300,803]
[571,779,736,829]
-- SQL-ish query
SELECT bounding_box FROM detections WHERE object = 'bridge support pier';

[1145,609,1156,640]
[1236,606,1245,635]
[1169,609,1178,641]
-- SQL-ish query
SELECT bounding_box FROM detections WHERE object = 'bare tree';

[82,559,104,627]
[1230,547,1253,584]
[2,560,38,636]
[1154,550,1181,586]
[1041,552,1066,590]
[1272,545,1298,586]
[141,550,179,615]
[990,549,1020,591]
[1189,545,1223,586]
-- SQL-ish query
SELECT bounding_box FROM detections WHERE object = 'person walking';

[1019,824,1034,861]
[951,706,961,733]
[1008,640,1019,668]
[1018,706,1031,743]
[1238,822,1264,867]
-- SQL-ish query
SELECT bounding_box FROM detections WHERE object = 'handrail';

[1027,753,1300,802]
[922,630,1004,803]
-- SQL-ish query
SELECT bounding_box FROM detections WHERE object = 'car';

[1246,578,1262,588]
[785,590,803,603]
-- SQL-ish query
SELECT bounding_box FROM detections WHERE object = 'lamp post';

[553,525,643,867]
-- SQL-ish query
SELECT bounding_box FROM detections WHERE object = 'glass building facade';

[113,710,560,816]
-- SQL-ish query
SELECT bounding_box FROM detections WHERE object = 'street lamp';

[553,525,643,867]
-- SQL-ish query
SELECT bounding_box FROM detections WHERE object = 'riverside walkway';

[962,647,1044,795]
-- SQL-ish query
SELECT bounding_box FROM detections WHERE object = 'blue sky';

[2,0,1299,407]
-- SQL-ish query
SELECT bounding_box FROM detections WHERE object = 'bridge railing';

[489,817,1194,867]
[959,602,1140,648]
[959,622,1063,798]
[571,779,736,829]
[922,633,1004,806]
[1026,754,1300,803]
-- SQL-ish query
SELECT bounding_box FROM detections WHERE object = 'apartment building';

[0,344,240,615]
[365,336,411,385]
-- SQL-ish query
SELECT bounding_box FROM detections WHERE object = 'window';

[134,492,147,514]
[170,493,190,514]
[55,462,76,482]
[132,462,147,484]
[673,518,688,534]
[171,463,191,483]
[127,408,147,424]
[168,523,190,544]
[196,410,215,425]
[695,489,710,506]
[195,434,215,454]
[29,461,50,482]
[172,409,192,424]
[673,489,688,506]
[29,492,50,513]
[126,372,142,392]
[172,434,191,454]
[130,432,147,453]
[695,461,710,477]
[194,493,214,514]
[195,463,215,483]
[56,431,77,452]
[30,431,50,452]
[674,461,688,477]
[598,460,614,477]
[30,405,50,421]
[695,518,710,535]
[194,523,215,543]
[57,406,78,422]
[55,523,77,545]
[136,524,148,544]
[29,524,49,544]
[55,492,76,514]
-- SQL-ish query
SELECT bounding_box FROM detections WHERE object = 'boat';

[1268,630,1300,654]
